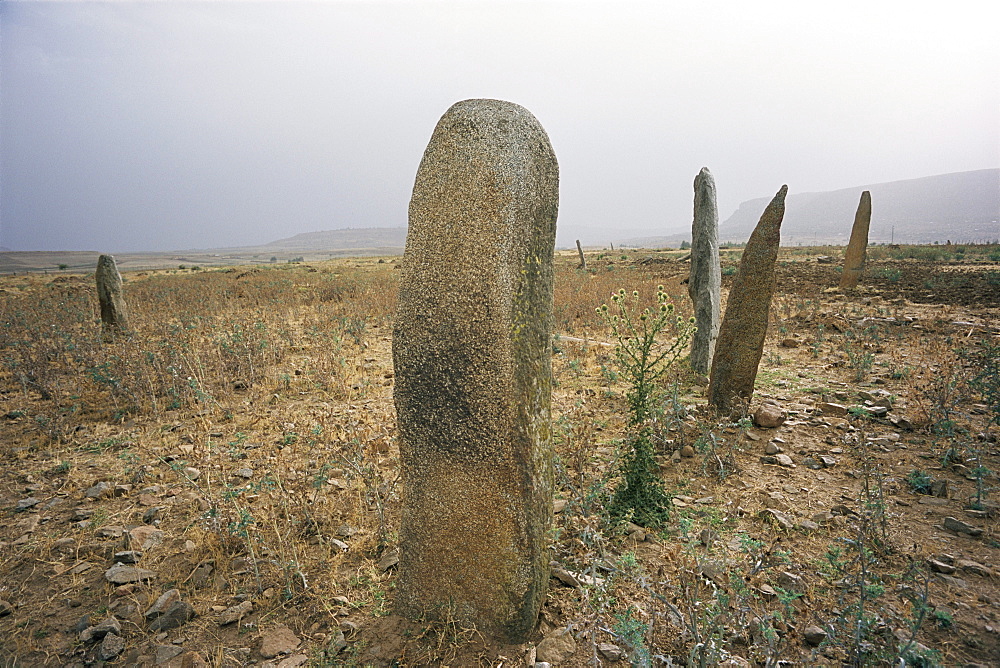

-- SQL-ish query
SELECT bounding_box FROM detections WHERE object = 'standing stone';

[96,254,129,335]
[393,99,558,641]
[839,191,872,290]
[688,167,721,375]
[576,239,587,269]
[708,186,787,413]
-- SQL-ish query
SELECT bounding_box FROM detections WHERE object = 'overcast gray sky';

[2,1,997,252]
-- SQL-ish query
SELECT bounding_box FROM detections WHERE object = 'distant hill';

[718,169,999,245]
[253,227,408,251]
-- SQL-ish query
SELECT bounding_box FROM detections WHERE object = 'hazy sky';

[2,1,997,252]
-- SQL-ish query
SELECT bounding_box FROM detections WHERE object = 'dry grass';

[0,247,998,666]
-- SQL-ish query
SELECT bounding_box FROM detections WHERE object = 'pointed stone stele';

[393,99,558,641]
[839,190,872,290]
[708,185,788,413]
[689,167,721,375]
[96,254,129,335]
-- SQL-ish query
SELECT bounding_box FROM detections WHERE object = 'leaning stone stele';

[393,99,558,641]
[839,190,872,290]
[708,185,787,413]
[689,167,721,375]
[96,254,129,335]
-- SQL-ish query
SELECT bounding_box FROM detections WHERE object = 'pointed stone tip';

[699,166,712,177]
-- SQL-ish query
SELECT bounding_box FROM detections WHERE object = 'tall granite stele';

[707,185,787,413]
[96,254,129,336]
[839,190,872,290]
[393,99,558,640]
[689,167,721,376]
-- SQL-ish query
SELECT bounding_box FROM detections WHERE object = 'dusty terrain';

[0,245,998,667]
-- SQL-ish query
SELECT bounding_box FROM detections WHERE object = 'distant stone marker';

[393,99,558,640]
[839,190,872,290]
[689,167,721,376]
[708,185,787,413]
[96,254,129,335]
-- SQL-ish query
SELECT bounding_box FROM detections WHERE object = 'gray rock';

[95,525,125,539]
[944,516,983,537]
[0,600,14,616]
[85,481,114,499]
[96,254,130,335]
[105,563,155,584]
[114,550,143,564]
[154,644,185,664]
[765,442,782,455]
[277,655,311,668]
[218,600,253,626]
[99,632,126,660]
[259,623,300,659]
[839,191,872,290]
[775,454,795,467]
[689,167,721,375]
[598,642,625,661]
[803,624,828,646]
[708,185,787,413]
[15,497,40,511]
[80,617,121,643]
[145,589,181,620]
[535,628,576,664]
[393,99,558,641]
[927,558,956,574]
[147,600,195,632]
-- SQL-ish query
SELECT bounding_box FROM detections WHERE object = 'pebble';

[760,509,794,530]
[598,642,625,661]
[803,625,828,646]
[99,632,125,660]
[0,600,14,617]
[145,589,181,620]
[753,404,786,428]
[15,497,40,511]
[148,601,196,632]
[129,525,165,551]
[95,525,125,539]
[535,628,576,665]
[84,481,112,499]
[105,563,156,584]
[259,623,301,659]
[775,454,795,467]
[218,600,253,626]
[80,617,121,643]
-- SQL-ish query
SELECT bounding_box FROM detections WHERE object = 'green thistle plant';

[598,286,694,527]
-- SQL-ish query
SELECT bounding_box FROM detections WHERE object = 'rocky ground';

[0,246,998,666]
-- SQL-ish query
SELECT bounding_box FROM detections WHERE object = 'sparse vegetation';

[1,245,998,666]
